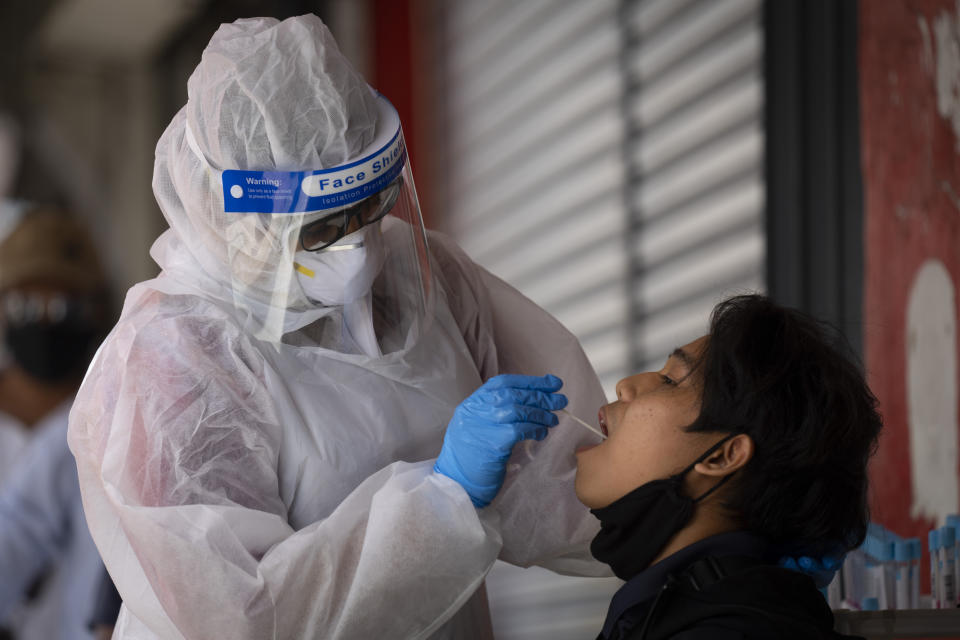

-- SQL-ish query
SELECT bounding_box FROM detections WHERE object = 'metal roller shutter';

[435,1,765,637]
[624,0,766,374]
[442,0,631,397]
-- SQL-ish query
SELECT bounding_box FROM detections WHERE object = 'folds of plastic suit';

[69,227,610,640]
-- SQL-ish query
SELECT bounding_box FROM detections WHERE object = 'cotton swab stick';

[559,409,607,440]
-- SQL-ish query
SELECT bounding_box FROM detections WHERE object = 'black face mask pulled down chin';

[589,435,736,581]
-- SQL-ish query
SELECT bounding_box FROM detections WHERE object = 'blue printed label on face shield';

[222,131,406,214]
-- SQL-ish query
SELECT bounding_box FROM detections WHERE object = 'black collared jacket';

[597,531,864,640]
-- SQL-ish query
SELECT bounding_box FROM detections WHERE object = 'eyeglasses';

[299,176,403,252]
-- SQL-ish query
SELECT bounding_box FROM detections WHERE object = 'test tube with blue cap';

[860,525,893,609]
[930,529,940,608]
[874,528,896,609]
[908,538,921,608]
[894,539,911,609]
[940,526,958,608]
[947,515,960,607]
[843,539,866,610]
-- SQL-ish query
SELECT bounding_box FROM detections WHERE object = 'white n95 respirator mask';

[294,224,387,306]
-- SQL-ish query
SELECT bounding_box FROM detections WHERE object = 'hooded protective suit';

[68,15,609,639]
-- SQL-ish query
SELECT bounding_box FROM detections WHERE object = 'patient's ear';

[694,434,754,477]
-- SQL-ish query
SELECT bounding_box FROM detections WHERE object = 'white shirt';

[0,409,29,485]
[0,400,103,640]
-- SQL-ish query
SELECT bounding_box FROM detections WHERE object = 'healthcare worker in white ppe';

[68,14,610,640]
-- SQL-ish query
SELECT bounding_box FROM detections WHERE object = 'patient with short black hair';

[574,294,881,640]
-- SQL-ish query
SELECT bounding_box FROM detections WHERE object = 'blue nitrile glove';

[778,553,845,589]
[434,374,568,508]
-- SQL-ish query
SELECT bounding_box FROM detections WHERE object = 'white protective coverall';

[68,15,609,640]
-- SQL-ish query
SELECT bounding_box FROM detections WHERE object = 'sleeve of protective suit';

[68,292,503,640]
[427,232,611,577]
[0,417,75,621]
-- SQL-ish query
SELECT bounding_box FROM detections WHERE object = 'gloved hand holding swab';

[560,409,607,440]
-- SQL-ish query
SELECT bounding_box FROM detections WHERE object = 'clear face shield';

[185,93,432,354]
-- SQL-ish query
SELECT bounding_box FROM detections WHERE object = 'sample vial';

[842,545,865,610]
[942,526,958,608]
[878,537,896,610]
[894,540,911,610]
[930,529,940,609]
[947,516,960,608]
[908,538,922,609]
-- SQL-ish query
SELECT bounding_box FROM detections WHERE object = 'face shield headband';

[181,91,432,349]
[182,92,407,220]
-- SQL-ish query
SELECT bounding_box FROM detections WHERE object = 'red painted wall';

[371,0,436,229]
[371,0,415,166]
[861,0,960,582]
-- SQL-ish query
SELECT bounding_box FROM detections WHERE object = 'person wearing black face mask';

[0,203,118,640]
[570,295,881,640]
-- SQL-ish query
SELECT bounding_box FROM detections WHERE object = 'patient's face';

[574,335,712,509]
